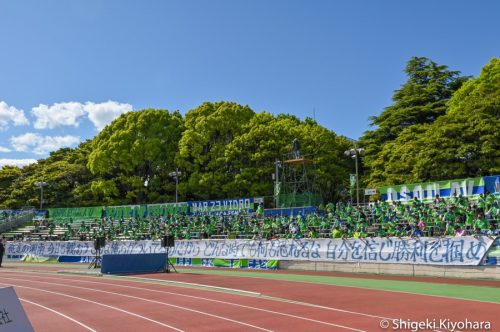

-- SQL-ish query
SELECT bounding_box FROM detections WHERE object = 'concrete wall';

[279,260,500,280]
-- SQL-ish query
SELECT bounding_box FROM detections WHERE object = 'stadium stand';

[4,193,498,242]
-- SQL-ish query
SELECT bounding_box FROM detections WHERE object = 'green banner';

[48,206,102,220]
[172,257,278,269]
[146,202,188,216]
[48,202,189,221]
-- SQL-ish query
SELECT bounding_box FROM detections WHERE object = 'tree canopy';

[0,57,498,209]
[88,109,184,204]
[412,58,500,180]
[360,56,470,187]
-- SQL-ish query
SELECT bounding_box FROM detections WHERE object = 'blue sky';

[0,0,499,167]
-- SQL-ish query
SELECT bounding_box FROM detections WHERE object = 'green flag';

[274,182,281,196]
[350,174,357,188]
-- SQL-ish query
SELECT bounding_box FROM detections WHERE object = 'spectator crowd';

[44,193,499,242]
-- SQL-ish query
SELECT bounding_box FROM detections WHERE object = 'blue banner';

[380,177,488,202]
[482,237,500,266]
[484,175,500,194]
[188,197,254,215]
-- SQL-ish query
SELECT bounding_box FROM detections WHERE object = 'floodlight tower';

[168,169,182,203]
[344,146,364,206]
[34,181,47,210]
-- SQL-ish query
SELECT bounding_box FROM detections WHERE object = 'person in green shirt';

[255,203,264,217]
[458,194,469,208]
[393,224,406,237]
[375,226,387,238]
[307,227,319,239]
[271,218,280,235]
[465,207,475,227]
[486,201,499,220]
[477,193,487,210]
[331,226,343,238]
[322,217,332,234]
[326,202,335,214]
[262,221,272,239]
[445,221,455,236]
[352,227,367,238]
[386,222,398,237]
[298,218,307,235]
[341,225,353,238]
[474,212,490,234]
[442,207,456,223]
[48,222,55,240]
[310,213,321,228]
[183,228,192,240]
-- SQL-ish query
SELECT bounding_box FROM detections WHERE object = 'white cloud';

[0,146,11,153]
[0,101,29,130]
[32,102,86,129]
[84,101,133,130]
[0,159,37,168]
[10,133,81,155]
[30,100,133,131]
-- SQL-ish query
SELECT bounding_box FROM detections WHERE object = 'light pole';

[34,181,47,210]
[344,147,364,206]
[168,169,182,203]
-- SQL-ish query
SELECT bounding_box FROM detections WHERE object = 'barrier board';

[0,287,34,332]
[6,236,496,266]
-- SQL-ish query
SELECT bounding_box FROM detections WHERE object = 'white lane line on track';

[115,275,262,296]
[6,269,467,332]
[0,282,184,332]
[20,298,97,332]
[2,273,366,332]
[112,276,459,332]
[25,272,391,320]
[0,277,273,332]
[21,271,459,332]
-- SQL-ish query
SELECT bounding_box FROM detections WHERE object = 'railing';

[0,209,35,234]
[13,215,499,242]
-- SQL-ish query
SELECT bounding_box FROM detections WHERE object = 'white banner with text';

[6,236,495,266]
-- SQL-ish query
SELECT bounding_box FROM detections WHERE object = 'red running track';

[0,269,498,332]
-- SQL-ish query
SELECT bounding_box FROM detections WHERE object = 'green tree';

[368,124,429,186]
[413,58,500,179]
[361,56,469,186]
[0,166,22,206]
[224,113,302,198]
[0,143,97,209]
[35,147,96,208]
[2,162,41,209]
[178,102,255,200]
[66,140,102,207]
[88,109,183,204]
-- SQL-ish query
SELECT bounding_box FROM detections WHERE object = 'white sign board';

[364,188,377,195]
[0,287,34,332]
